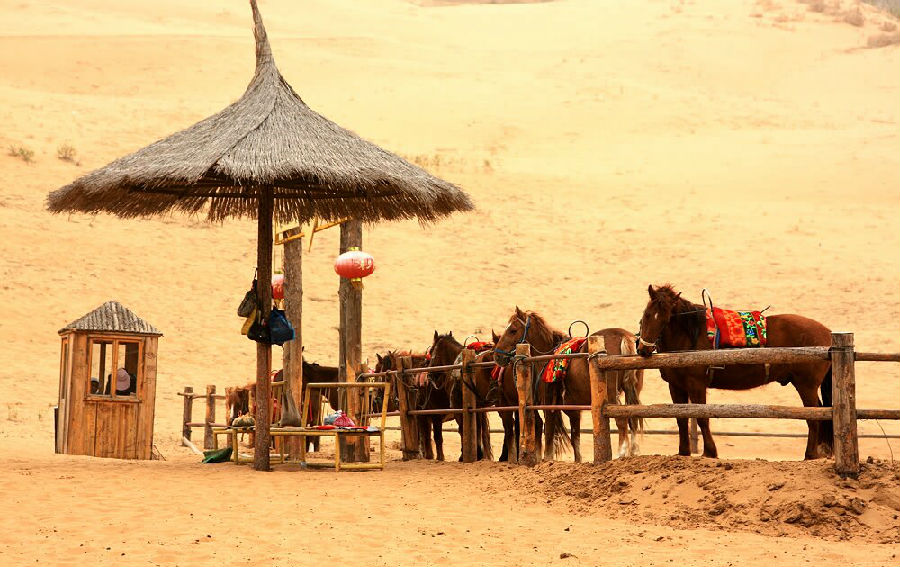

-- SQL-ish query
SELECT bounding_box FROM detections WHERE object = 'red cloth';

[708,307,767,348]
[490,365,504,382]
[466,341,494,353]
[541,337,587,383]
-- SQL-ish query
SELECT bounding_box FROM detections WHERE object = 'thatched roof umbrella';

[47,0,473,470]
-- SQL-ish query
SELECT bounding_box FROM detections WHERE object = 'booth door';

[91,401,141,459]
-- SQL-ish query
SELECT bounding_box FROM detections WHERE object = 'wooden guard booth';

[55,301,161,459]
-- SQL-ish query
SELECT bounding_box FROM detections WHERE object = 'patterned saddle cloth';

[706,307,767,348]
[541,337,587,383]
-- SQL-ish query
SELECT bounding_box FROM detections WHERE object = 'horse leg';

[418,416,434,460]
[686,381,717,458]
[498,411,513,462]
[434,416,445,462]
[611,371,629,458]
[542,410,556,462]
[567,410,582,463]
[479,413,493,461]
[794,381,823,460]
[668,382,691,456]
[534,412,544,462]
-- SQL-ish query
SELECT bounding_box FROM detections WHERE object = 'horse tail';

[819,366,834,454]
[620,338,645,437]
[544,380,571,459]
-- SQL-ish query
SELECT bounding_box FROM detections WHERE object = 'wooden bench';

[214,381,390,471]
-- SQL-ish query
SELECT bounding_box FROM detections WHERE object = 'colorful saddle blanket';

[491,365,504,382]
[706,307,767,348]
[541,337,587,383]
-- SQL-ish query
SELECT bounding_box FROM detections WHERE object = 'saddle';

[703,290,767,349]
[541,337,587,383]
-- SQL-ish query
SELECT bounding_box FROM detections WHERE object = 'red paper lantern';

[271,273,285,300]
[334,248,375,280]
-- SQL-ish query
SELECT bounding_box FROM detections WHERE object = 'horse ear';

[434,330,439,341]
[449,331,453,337]
[515,305,525,319]
[376,353,383,363]
[647,284,655,297]
[492,329,500,343]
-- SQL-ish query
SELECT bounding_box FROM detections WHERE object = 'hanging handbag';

[268,307,295,346]
[237,273,258,318]
[240,307,256,336]
[247,308,271,344]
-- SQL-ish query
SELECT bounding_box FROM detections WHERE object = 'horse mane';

[652,284,706,349]
[511,310,567,350]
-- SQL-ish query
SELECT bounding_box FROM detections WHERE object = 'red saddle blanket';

[466,341,494,353]
[706,307,767,348]
[541,337,587,383]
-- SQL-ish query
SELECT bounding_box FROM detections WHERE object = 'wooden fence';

[357,331,900,478]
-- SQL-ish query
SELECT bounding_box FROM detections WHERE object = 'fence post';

[588,335,612,463]
[831,332,859,478]
[395,355,420,460]
[515,344,537,466]
[182,386,193,445]
[461,349,478,463]
[204,385,216,450]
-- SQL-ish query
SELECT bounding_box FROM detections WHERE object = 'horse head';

[494,306,560,366]
[638,284,683,356]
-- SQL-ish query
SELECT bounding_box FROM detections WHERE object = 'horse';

[426,332,493,461]
[482,330,522,462]
[636,284,834,460]
[493,307,644,462]
[372,350,431,456]
[273,358,340,452]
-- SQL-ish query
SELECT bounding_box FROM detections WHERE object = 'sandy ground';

[0,0,898,565]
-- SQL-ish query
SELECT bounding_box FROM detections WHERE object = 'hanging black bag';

[247,307,271,344]
[237,273,259,318]
[268,308,295,346]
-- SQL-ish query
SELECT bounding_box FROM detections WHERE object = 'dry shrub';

[881,20,898,30]
[57,143,77,163]
[843,8,866,26]
[867,30,900,45]
[7,145,34,163]
[808,0,826,13]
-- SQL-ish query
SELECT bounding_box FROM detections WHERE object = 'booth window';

[88,338,141,400]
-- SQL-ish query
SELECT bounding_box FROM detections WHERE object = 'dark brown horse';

[637,284,833,460]
[426,332,493,461]
[482,330,522,463]
[273,359,340,452]
[493,307,644,462]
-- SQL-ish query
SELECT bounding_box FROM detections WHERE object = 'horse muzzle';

[637,336,657,357]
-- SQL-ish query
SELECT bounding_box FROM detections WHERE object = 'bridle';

[494,315,530,366]
[639,307,707,353]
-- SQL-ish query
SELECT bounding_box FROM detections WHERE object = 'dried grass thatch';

[60,300,162,336]
[46,1,472,224]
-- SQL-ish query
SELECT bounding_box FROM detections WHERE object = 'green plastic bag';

[202,447,233,463]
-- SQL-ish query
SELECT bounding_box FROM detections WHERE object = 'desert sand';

[0,0,898,565]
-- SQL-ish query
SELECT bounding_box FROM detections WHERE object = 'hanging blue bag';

[268,308,295,346]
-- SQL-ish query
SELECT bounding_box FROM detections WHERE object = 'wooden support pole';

[204,385,216,450]
[254,186,274,471]
[831,332,859,478]
[282,226,304,456]
[396,356,420,460]
[515,344,537,466]
[182,386,193,444]
[460,349,477,463]
[339,219,367,463]
[587,335,612,463]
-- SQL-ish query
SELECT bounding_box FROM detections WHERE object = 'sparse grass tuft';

[7,145,35,164]
[57,143,77,163]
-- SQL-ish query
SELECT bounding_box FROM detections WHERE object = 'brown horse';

[373,350,433,457]
[637,284,833,460]
[493,307,644,462]
[426,332,493,461]
[482,331,523,463]
[273,359,340,452]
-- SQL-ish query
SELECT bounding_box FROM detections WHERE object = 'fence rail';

[361,331,897,478]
